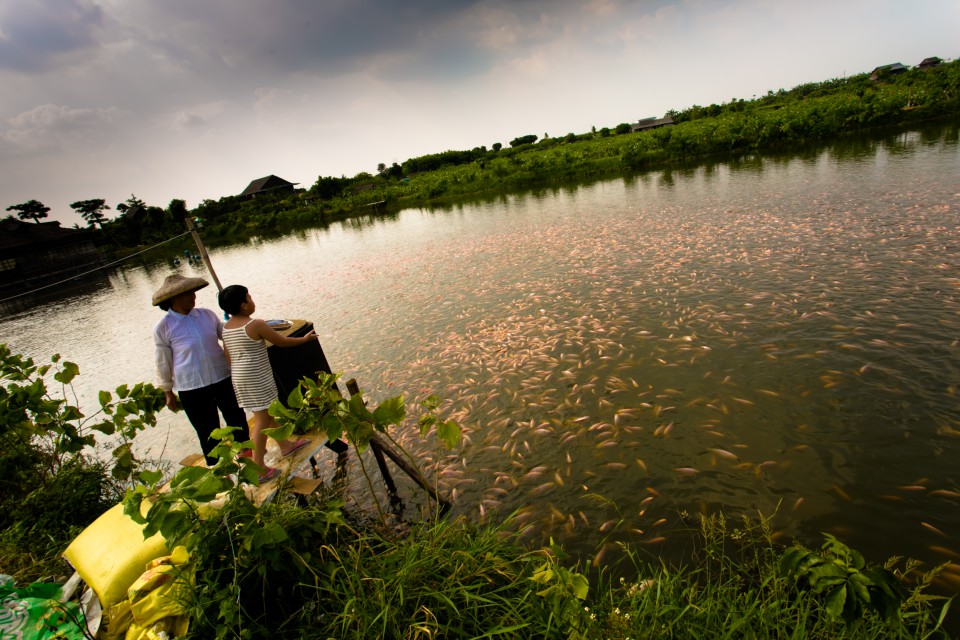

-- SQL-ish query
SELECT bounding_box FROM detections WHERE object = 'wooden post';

[346,379,397,493]
[185,217,223,292]
[345,378,451,513]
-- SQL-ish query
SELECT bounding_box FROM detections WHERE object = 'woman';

[218,284,312,481]
[152,274,249,463]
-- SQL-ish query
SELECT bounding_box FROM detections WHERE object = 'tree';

[70,199,110,229]
[115,194,145,214]
[6,199,50,224]
[492,142,502,152]
[311,175,351,200]
[167,199,188,221]
[115,195,148,245]
[509,134,538,147]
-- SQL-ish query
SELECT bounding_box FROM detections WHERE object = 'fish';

[920,522,948,537]
[709,448,739,461]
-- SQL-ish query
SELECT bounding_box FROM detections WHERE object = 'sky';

[1,0,957,228]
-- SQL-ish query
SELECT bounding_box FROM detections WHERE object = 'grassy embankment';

[94,59,960,252]
[172,59,960,245]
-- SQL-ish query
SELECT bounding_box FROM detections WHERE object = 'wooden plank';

[287,475,324,496]
[179,453,206,467]
[251,429,330,505]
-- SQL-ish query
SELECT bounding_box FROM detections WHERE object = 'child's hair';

[218,284,249,316]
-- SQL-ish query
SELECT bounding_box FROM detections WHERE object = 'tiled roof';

[239,175,296,196]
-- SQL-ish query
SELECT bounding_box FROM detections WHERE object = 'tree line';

[6,58,959,251]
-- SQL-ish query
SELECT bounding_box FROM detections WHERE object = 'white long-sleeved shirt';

[154,307,232,393]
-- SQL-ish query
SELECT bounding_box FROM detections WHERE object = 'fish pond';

[3,122,959,588]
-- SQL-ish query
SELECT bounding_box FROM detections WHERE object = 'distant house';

[630,115,675,133]
[239,175,298,198]
[869,63,908,81]
[0,218,103,297]
[918,57,943,70]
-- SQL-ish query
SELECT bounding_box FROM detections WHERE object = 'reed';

[173,490,952,639]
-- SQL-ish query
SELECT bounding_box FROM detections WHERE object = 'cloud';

[95,0,526,82]
[172,111,207,130]
[0,0,104,73]
[2,104,121,150]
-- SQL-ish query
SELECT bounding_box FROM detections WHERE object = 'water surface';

[3,124,959,587]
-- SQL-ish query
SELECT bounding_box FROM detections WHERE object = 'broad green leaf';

[569,572,589,600]
[170,466,210,488]
[321,412,343,442]
[372,395,406,426]
[211,426,241,441]
[825,584,847,619]
[437,419,461,449]
[286,386,304,409]
[263,423,294,442]
[138,469,163,485]
[351,420,374,450]
[154,510,188,542]
[181,473,231,502]
[268,399,297,420]
[418,414,438,436]
[116,384,129,399]
[54,361,80,384]
[60,405,83,421]
[123,494,147,524]
[238,461,261,484]
[348,393,373,421]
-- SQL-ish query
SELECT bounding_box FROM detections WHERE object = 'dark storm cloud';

[118,0,561,80]
[0,0,104,73]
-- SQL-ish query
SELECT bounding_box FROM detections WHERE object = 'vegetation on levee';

[6,59,959,256]
[0,344,954,638]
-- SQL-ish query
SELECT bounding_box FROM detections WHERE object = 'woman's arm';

[247,319,317,347]
[154,326,178,411]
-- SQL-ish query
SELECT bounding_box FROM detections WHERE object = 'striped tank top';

[222,320,278,411]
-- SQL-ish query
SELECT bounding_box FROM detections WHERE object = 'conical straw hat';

[152,274,209,306]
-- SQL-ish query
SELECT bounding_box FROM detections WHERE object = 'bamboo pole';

[185,217,223,292]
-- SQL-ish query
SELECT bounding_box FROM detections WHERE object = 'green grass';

[172,484,952,639]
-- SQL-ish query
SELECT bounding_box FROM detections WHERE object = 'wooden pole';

[345,378,451,513]
[185,217,223,292]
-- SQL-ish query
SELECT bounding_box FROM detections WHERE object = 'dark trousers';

[178,377,249,462]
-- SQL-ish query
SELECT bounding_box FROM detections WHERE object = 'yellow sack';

[62,503,168,610]
[125,546,191,640]
[99,601,133,640]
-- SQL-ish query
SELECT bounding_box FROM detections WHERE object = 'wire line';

[0,229,195,303]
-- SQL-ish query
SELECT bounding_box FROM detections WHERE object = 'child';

[218,284,314,482]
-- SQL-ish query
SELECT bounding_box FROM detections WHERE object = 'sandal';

[258,467,280,483]
[282,438,310,458]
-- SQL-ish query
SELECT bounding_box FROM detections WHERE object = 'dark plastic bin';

[267,322,335,406]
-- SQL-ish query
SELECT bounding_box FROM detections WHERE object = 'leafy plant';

[0,344,165,580]
[529,539,590,637]
[780,533,908,630]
